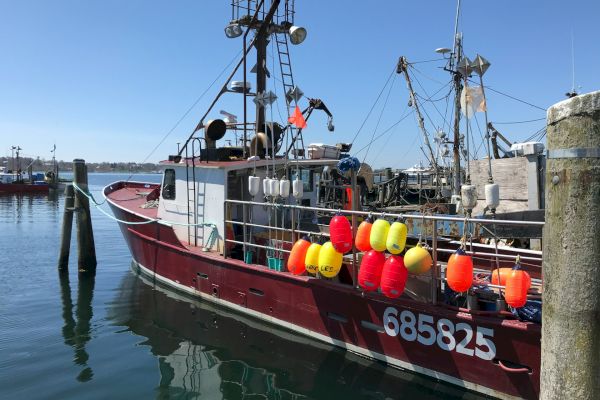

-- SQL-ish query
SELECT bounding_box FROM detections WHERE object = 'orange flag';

[288,106,307,129]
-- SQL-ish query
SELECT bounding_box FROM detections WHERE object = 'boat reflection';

[108,263,485,399]
[58,270,95,382]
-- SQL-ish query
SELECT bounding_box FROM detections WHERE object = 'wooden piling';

[58,184,75,270]
[73,159,97,272]
[541,91,600,399]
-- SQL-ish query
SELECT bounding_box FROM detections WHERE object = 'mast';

[397,57,438,173]
[451,0,462,196]
[255,27,268,133]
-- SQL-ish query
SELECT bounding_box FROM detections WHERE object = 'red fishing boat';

[104,2,543,398]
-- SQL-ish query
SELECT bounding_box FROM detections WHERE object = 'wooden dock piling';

[73,159,97,272]
[541,91,600,399]
[58,184,75,270]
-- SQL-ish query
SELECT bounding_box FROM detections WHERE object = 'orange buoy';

[446,248,473,292]
[287,236,311,275]
[380,255,408,299]
[505,267,531,308]
[490,267,512,286]
[329,214,353,254]
[404,243,432,274]
[304,243,322,276]
[318,241,343,278]
[355,217,373,252]
[491,267,531,287]
[358,250,386,291]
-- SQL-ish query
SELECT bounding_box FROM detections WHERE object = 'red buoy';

[446,248,473,292]
[358,250,386,291]
[329,214,353,254]
[505,268,531,308]
[355,217,373,252]
[380,255,408,299]
[287,236,311,275]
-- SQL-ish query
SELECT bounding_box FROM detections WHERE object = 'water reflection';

[59,270,95,382]
[109,266,483,400]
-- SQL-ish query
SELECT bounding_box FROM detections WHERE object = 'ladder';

[185,138,205,247]
[275,32,305,156]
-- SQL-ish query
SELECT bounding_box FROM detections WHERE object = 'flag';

[288,106,307,129]
[460,86,487,119]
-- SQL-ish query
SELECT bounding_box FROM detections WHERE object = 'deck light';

[288,26,307,45]
[224,23,243,38]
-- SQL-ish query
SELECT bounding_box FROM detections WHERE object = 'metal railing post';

[431,220,438,305]
[223,201,228,259]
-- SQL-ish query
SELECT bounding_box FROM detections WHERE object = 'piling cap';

[547,90,600,125]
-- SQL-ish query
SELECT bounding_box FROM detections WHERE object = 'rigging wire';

[491,117,546,125]
[370,103,410,162]
[467,79,547,111]
[360,74,397,164]
[350,65,397,145]
[126,49,244,181]
[407,57,447,64]
[353,109,415,155]
[410,67,451,131]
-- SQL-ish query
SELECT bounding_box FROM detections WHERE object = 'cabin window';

[290,169,314,192]
[162,169,176,200]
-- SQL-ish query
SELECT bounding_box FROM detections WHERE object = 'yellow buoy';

[304,243,322,275]
[404,243,432,274]
[386,221,407,254]
[370,219,390,252]
[318,241,343,278]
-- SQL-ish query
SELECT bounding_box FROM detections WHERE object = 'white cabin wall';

[157,166,226,251]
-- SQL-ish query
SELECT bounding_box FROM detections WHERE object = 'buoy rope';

[71,183,218,247]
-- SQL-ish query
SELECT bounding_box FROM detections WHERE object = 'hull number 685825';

[383,307,496,360]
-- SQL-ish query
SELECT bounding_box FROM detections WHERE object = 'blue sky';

[1,1,599,168]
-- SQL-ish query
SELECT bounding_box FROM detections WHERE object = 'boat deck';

[104,181,160,220]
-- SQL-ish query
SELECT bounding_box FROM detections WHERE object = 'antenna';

[566,30,578,98]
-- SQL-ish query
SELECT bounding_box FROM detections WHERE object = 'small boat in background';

[0,167,49,194]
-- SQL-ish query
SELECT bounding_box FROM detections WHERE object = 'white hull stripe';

[134,260,521,400]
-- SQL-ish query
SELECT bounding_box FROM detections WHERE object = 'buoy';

[329,214,353,254]
[358,250,386,291]
[279,179,290,197]
[248,176,260,197]
[491,267,531,287]
[270,178,280,197]
[263,178,272,196]
[287,236,311,275]
[490,267,512,286]
[505,268,531,308]
[404,243,432,274]
[386,221,407,254]
[318,241,343,278]
[485,183,500,210]
[355,217,373,252]
[461,184,478,210]
[343,187,353,210]
[304,243,321,276]
[380,255,408,298]
[293,178,303,199]
[446,248,473,292]
[370,219,390,252]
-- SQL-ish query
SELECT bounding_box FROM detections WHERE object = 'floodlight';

[289,26,307,45]
[225,23,243,38]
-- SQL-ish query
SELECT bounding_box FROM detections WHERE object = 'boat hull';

[106,185,541,400]
[0,183,49,194]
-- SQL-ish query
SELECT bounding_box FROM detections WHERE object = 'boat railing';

[223,198,544,305]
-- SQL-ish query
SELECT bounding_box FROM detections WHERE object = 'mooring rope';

[71,183,219,248]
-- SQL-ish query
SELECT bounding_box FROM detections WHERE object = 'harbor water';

[0,173,487,399]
